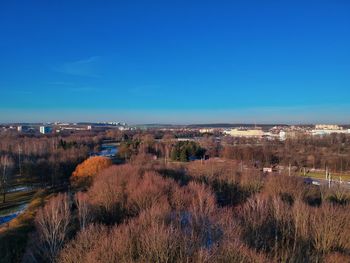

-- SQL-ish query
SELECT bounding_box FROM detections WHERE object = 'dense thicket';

[26,158,350,263]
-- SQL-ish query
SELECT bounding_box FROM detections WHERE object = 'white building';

[199,128,215,133]
[40,126,52,134]
[279,131,286,141]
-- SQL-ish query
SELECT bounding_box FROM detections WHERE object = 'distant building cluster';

[311,124,348,136]
[1,121,130,135]
[2,122,350,140]
[196,124,350,140]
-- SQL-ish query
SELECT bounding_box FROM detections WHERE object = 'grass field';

[0,189,50,263]
[0,190,37,214]
[299,171,350,182]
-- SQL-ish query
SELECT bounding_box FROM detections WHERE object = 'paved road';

[305,177,350,189]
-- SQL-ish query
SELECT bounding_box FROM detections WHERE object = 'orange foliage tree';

[72,156,112,178]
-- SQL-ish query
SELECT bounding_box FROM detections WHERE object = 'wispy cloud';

[54,56,101,77]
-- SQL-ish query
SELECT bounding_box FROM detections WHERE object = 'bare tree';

[0,155,14,203]
[75,192,92,230]
[35,193,71,262]
[18,144,22,177]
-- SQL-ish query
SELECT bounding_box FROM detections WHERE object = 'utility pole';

[18,145,22,177]
[288,163,291,177]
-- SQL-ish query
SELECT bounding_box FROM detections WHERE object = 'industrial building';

[223,128,265,138]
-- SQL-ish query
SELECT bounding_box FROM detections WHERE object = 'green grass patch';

[0,190,37,211]
[300,171,350,182]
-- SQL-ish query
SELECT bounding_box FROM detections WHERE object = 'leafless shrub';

[239,169,264,195]
[238,193,271,230]
[271,196,294,261]
[265,174,305,204]
[237,193,298,261]
[138,222,182,263]
[187,160,239,184]
[87,165,132,223]
[324,184,350,205]
[169,184,193,211]
[311,203,350,255]
[323,252,350,263]
[291,199,313,259]
[188,182,216,219]
[126,171,173,215]
[130,152,157,169]
[215,240,269,263]
[136,196,172,227]
[58,224,107,263]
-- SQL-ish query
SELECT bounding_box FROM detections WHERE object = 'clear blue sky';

[0,1,349,124]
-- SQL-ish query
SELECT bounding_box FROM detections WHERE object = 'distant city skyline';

[1,106,350,125]
[1,1,349,123]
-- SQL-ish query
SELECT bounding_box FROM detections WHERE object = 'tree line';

[113,130,350,173]
[0,132,100,202]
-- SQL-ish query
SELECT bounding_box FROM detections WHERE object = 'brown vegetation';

[72,156,112,178]
[23,156,350,262]
[5,131,349,263]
